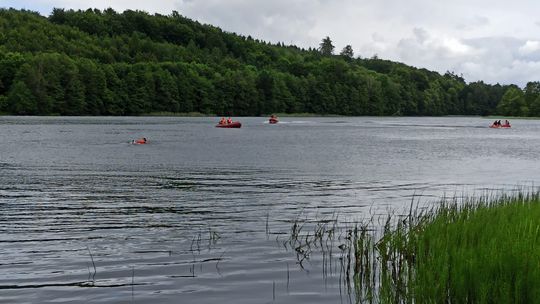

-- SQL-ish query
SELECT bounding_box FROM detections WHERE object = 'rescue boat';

[216,121,242,128]
[490,124,511,128]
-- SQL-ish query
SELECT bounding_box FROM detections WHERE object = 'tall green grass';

[285,192,540,303]
[378,192,540,303]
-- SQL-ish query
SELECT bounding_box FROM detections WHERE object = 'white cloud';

[519,40,540,55]
[394,28,481,73]
[442,38,473,56]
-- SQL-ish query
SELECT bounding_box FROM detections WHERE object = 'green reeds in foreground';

[285,192,540,303]
[378,192,540,303]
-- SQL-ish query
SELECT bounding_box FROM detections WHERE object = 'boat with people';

[490,119,511,128]
[216,117,242,128]
[131,137,148,144]
[269,114,279,124]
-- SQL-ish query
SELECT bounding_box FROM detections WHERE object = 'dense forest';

[1,8,540,116]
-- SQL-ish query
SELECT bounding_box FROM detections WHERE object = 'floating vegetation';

[284,191,540,303]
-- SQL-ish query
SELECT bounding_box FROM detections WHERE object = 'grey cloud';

[392,33,540,85]
[178,0,320,45]
[413,28,428,44]
[455,15,490,31]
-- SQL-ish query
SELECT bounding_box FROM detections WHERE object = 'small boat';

[269,115,279,124]
[131,138,148,144]
[490,124,511,128]
[216,121,242,128]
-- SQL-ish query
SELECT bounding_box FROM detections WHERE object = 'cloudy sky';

[3,0,540,86]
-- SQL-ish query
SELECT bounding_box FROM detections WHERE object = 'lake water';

[1,116,539,303]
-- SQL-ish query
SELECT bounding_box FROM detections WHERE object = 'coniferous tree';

[319,36,335,56]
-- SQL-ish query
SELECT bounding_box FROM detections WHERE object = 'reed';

[286,191,540,303]
[377,191,540,303]
[86,246,97,284]
[402,194,540,303]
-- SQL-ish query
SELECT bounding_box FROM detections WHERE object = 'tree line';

[1,8,539,116]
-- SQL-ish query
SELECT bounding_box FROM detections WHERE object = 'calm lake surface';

[1,116,540,303]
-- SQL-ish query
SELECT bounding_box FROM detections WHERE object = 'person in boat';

[132,137,147,144]
[504,119,510,126]
[227,117,232,124]
[219,117,226,125]
[492,120,498,126]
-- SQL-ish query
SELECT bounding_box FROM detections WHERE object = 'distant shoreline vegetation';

[1,8,540,117]
[145,111,214,117]
[144,112,346,117]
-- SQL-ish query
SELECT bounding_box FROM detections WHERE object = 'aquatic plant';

[382,191,540,303]
[286,191,540,303]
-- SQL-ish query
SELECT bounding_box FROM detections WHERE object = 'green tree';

[270,75,293,114]
[0,51,25,96]
[319,36,334,56]
[77,59,107,114]
[102,65,126,115]
[125,71,146,114]
[0,95,6,112]
[529,95,540,117]
[7,81,37,114]
[524,81,540,116]
[497,87,527,116]
[63,63,85,115]
[339,45,354,59]
[153,68,179,112]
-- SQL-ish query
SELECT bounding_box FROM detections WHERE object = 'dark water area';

[1,116,539,303]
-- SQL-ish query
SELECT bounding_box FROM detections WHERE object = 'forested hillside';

[1,8,539,116]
